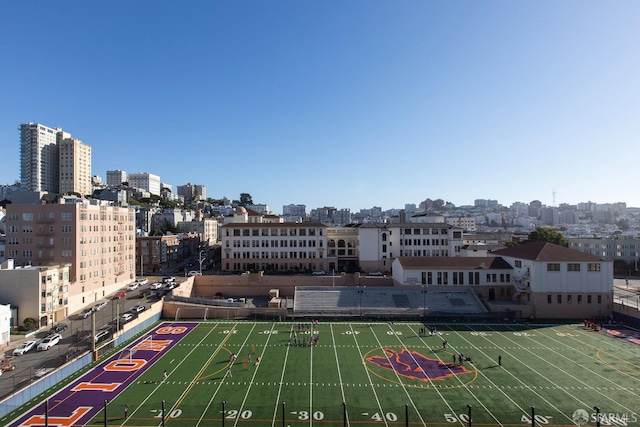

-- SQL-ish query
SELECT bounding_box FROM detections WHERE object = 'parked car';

[131,304,146,313]
[13,340,37,356]
[112,290,127,299]
[80,308,93,319]
[93,329,111,343]
[138,289,153,299]
[127,282,139,291]
[188,270,201,276]
[150,282,163,290]
[162,276,176,283]
[136,278,149,286]
[121,313,134,323]
[37,333,62,351]
[49,323,68,333]
[368,270,384,276]
[93,301,108,311]
[312,270,327,275]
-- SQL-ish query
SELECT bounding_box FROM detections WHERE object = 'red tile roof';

[492,241,606,262]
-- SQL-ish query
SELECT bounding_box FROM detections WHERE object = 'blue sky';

[2,1,639,213]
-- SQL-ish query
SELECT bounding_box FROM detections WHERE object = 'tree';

[23,318,37,331]
[616,218,630,231]
[239,193,253,206]
[524,227,568,247]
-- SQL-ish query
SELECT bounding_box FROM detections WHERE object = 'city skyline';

[2,2,639,211]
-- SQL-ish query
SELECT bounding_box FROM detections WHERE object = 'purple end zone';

[9,322,197,427]
[601,325,640,347]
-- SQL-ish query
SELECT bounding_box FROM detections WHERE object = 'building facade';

[0,260,71,327]
[5,198,136,312]
[106,170,127,187]
[492,241,613,318]
[220,213,329,273]
[357,223,464,274]
[128,172,161,196]
[177,218,219,247]
[58,136,92,196]
[20,123,65,193]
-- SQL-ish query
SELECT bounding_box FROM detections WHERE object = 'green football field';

[88,321,639,426]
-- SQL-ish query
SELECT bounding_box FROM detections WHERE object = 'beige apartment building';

[58,136,92,196]
[5,198,136,312]
[0,260,71,327]
[220,208,329,273]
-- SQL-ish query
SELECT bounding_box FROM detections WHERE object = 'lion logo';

[367,348,472,382]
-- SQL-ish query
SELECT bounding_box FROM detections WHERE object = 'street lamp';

[199,250,206,275]
[357,286,365,318]
[421,285,427,319]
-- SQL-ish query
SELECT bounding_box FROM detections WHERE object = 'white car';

[80,308,93,319]
[14,340,37,356]
[136,278,148,286]
[121,313,134,323]
[188,270,202,276]
[131,304,146,313]
[127,282,139,291]
[93,301,108,311]
[37,334,62,351]
[150,282,163,290]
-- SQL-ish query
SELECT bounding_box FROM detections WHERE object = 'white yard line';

[231,323,274,427]
[569,324,640,358]
[430,325,573,422]
[442,324,574,425]
[348,323,389,427]
[123,322,223,427]
[330,323,350,427]
[270,323,295,427]
[402,324,500,427]
[193,323,258,427]
[535,324,640,385]
[490,324,640,414]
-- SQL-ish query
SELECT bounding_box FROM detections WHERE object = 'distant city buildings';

[20,123,92,196]
[128,172,161,196]
[106,169,127,187]
[58,135,92,196]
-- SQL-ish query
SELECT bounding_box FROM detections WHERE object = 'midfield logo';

[367,348,472,382]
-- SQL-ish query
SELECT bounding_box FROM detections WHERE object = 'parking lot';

[0,275,180,400]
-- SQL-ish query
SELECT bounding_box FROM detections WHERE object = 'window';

[515,260,522,268]
[577,295,582,304]
[567,295,572,304]
[587,263,601,272]
[567,263,580,272]
[547,263,560,272]
[557,295,562,304]
[597,295,602,304]
[547,295,552,304]
[587,295,592,304]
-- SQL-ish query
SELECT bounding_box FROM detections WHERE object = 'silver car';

[37,333,62,351]
[14,340,37,356]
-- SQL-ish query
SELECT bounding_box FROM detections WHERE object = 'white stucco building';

[357,223,464,274]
